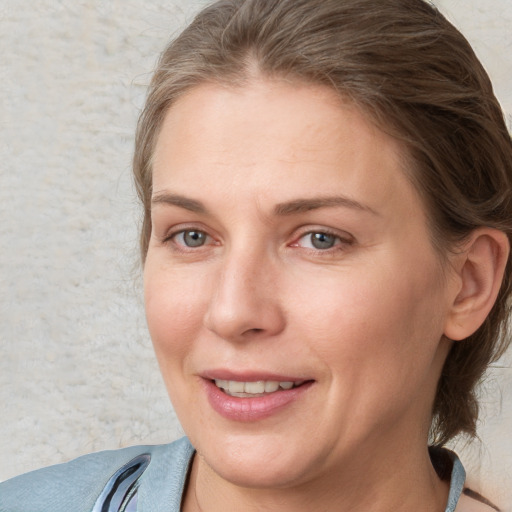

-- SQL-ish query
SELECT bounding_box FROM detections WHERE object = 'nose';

[204,250,286,342]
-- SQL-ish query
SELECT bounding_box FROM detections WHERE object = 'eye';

[173,229,210,248]
[307,232,337,250]
[293,230,352,251]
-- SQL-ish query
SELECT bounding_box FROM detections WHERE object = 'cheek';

[288,256,447,376]
[293,264,448,435]
[143,264,211,419]
[143,261,208,364]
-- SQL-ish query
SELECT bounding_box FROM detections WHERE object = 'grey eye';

[181,230,208,247]
[310,232,336,249]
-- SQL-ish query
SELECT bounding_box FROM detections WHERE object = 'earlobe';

[444,228,510,341]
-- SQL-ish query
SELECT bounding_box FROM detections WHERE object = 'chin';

[206,454,307,490]
[193,430,325,490]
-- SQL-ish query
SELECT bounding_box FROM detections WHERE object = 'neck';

[182,436,449,512]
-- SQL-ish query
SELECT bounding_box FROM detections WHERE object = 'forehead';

[152,79,423,223]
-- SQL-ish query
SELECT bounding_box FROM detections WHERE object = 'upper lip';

[200,369,312,382]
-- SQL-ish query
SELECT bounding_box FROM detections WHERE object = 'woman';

[1,0,511,511]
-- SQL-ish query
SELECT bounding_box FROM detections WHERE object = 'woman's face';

[144,79,458,489]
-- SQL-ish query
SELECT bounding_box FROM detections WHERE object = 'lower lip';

[203,379,314,422]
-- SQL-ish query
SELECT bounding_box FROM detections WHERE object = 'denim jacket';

[0,437,468,512]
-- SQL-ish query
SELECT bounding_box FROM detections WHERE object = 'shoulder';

[0,437,194,512]
[431,447,500,512]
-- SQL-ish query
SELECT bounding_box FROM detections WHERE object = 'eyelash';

[162,227,216,252]
[291,228,354,253]
[162,227,354,255]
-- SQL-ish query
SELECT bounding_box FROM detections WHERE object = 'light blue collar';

[444,450,466,512]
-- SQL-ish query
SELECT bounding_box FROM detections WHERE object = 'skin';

[144,79,467,511]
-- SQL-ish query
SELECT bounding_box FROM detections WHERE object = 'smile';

[213,379,305,397]
[205,377,314,421]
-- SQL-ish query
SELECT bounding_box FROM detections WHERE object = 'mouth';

[203,375,315,421]
[213,379,306,398]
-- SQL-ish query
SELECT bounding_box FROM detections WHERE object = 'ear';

[444,228,510,341]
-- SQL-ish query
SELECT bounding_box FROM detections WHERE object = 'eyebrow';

[151,192,378,216]
[274,196,378,216]
[151,192,208,214]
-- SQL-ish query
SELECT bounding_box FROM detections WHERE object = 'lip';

[202,369,309,382]
[200,371,314,422]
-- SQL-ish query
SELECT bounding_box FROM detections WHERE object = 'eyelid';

[157,222,354,254]
[289,226,356,252]
[291,226,354,243]
[161,224,219,250]
[160,221,211,240]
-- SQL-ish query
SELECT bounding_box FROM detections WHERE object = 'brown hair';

[133,0,512,445]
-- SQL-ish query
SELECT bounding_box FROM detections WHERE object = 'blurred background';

[1,0,511,506]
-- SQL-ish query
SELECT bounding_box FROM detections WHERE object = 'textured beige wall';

[1,0,511,506]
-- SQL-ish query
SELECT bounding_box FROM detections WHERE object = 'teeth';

[245,381,265,394]
[214,379,303,396]
[264,381,280,393]
[230,381,245,393]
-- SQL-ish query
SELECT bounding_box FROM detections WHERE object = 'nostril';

[246,328,264,334]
